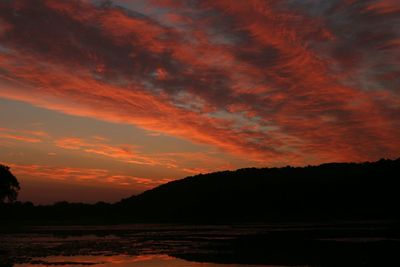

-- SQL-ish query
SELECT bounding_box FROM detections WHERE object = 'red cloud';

[0,0,399,167]
[364,0,400,14]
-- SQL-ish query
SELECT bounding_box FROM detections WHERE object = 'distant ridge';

[117,158,400,222]
[2,158,399,224]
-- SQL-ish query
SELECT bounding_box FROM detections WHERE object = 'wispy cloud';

[0,0,399,165]
[0,127,48,143]
[53,136,233,172]
[4,162,164,190]
[54,136,171,166]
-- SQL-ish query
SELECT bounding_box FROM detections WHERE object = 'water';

[2,222,399,266]
[15,254,277,267]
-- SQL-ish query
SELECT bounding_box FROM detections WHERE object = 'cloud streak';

[54,136,175,166]
[0,127,48,143]
[5,162,164,190]
[0,0,399,165]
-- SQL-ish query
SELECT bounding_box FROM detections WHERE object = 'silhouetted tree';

[0,164,20,203]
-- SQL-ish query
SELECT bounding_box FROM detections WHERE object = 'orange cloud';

[0,0,399,167]
[54,136,165,166]
[5,162,165,190]
[0,127,48,143]
[53,136,237,172]
[0,133,41,143]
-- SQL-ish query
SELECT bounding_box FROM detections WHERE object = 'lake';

[15,254,274,267]
[1,222,399,266]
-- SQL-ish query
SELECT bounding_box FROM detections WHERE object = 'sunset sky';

[0,0,399,204]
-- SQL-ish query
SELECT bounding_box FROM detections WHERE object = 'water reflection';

[4,222,399,267]
[15,254,275,267]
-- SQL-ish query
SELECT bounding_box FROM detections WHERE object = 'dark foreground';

[1,221,400,267]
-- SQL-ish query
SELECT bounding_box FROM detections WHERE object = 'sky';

[0,0,399,204]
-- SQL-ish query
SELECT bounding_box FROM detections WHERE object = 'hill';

[116,158,400,222]
[1,158,399,224]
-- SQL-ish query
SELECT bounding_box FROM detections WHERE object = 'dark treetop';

[0,164,20,203]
